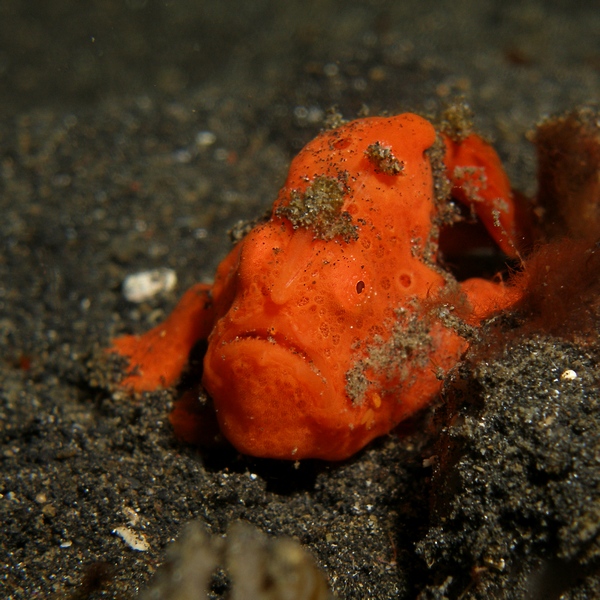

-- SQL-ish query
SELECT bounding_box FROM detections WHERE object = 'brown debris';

[364,141,405,175]
[276,175,359,242]
[532,106,600,240]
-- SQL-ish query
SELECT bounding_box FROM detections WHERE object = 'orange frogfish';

[109,113,526,460]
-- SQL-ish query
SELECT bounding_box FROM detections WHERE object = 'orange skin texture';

[110,113,522,460]
[443,133,519,257]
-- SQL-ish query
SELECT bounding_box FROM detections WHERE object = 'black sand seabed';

[1,2,599,598]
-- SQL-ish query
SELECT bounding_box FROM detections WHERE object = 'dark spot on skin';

[399,274,412,288]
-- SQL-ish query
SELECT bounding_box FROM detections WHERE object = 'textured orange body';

[110,113,523,460]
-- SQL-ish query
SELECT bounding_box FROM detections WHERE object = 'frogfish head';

[202,113,467,460]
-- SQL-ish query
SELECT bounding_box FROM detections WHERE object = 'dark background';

[1,1,599,598]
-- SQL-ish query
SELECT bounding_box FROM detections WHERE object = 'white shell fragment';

[560,369,578,381]
[122,268,177,303]
[113,526,150,552]
[195,130,217,147]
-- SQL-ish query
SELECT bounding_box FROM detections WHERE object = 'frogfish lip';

[201,330,353,460]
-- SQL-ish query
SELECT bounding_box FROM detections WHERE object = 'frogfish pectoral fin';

[108,283,215,392]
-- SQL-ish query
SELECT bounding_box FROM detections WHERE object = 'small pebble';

[122,268,177,303]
